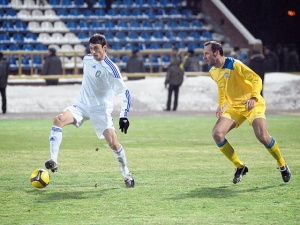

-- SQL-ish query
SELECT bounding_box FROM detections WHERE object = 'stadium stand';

[1,0,232,76]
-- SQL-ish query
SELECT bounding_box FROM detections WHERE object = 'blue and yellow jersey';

[208,57,264,108]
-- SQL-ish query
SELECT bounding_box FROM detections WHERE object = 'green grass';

[0,115,299,225]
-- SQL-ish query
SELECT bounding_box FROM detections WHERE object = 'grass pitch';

[0,115,299,225]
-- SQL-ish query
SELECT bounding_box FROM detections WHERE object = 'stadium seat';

[119,55,128,69]
[9,45,20,51]
[111,43,123,50]
[95,9,105,17]
[191,20,203,29]
[15,21,27,31]
[142,21,153,30]
[115,31,126,41]
[152,31,164,40]
[144,9,156,19]
[135,0,145,6]
[61,44,73,52]
[107,9,118,17]
[140,32,151,40]
[40,21,54,32]
[78,32,89,42]
[131,9,142,17]
[31,9,43,20]
[66,21,78,32]
[179,20,190,29]
[166,21,178,29]
[54,21,68,32]
[52,32,64,44]
[182,9,193,17]
[104,21,115,30]
[153,21,165,30]
[187,43,198,50]
[123,0,133,7]
[1,21,14,32]
[21,57,31,70]
[83,9,94,18]
[74,44,86,52]
[177,31,188,40]
[13,33,24,43]
[190,31,201,40]
[118,21,128,30]
[79,21,90,31]
[74,0,85,7]
[175,42,185,49]
[6,9,17,18]
[69,56,83,69]
[61,0,73,8]
[22,44,34,51]
[128,32,139,41]
[0,45,7,51]
[0,34,10,44]
[103,32,114,40]
[120,9,130,17]
[149,43,161,49]
[17,9,31,20]
[32,56,42,69]
[147,0,157,6]
[36,44,47,51]
[64,32,80,44]
[27,21,40,32]
[169,9,180,17]
[98,0,106,8]
[165,32,176,42]
[92,21,102,32]
[8,57,18,70]
[57,9,68,18]
[0,0,8,6]
[49,0,60,7]
[37,33,51,44]
[44,9,57,20]
[129,21,141,30]
[69,9,82,18]
[161,55,170,68]
[159,0,170,7]
[202,31,212,40]
[162,42,173,49]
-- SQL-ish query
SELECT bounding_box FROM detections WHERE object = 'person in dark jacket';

[184,49,201,72]
[164,59,184,111]
[42,48,62,85]
[0,52,9,114]
[125,49,145,80]
[248,49,266,96]
[263,45,279,72]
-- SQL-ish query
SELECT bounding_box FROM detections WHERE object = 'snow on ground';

[4,73,300,114]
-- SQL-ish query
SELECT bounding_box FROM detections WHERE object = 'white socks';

[49,126,62,163]
[113,146,130,178]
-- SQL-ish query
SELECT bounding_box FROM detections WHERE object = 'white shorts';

[66,103,115,139]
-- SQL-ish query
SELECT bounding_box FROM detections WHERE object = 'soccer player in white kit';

[45,33,134,188]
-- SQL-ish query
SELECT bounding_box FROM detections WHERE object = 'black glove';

[119,117,130,134]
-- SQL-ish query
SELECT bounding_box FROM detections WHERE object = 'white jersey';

[75,54,131,117]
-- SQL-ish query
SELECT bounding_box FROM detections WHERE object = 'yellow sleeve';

[236,62,262,99]
[218,87,226,107]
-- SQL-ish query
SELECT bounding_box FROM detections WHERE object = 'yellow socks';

[217,139,244,168]
[266,138,285,167]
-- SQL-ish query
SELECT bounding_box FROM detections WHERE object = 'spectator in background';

[248,49,266,96]
[284,44,300,72]
[125,49,145,80]
[263,45,279,72]
[171,47,183,65]
[42,48,62,85]
[230,46,248,65]
[184,49,201,72]
[164,58,184,111]
[0,52,9,114]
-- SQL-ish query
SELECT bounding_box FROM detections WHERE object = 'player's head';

[203,41,223,67]
[89,33,107,61]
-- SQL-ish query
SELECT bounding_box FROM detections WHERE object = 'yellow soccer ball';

[30,169,50,188]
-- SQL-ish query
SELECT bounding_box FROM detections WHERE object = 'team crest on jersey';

[95,70,101,77]
[224,72,230,78]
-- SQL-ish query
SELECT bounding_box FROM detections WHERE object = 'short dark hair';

[89,33,107,47]
[204,41,223,56]
[0,51,3,60]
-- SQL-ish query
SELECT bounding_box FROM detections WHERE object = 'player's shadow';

[26,187,119,201]
[173,184,283,199]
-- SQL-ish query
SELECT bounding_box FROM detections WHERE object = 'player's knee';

[212,129,224,141]
[256,134,269,145]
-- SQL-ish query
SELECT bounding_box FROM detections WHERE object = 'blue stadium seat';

[144,9,156,19]
[0,34,10,44]
[140,32,151,40]
[23,44,34,51]
[49,0,60,6]
[159,0,170,6]
[123,0,133,7]
[95,9,105,17]
[135,0,145,6]
[128,32,139,41]
[0,0,9,6]
[112,43,123,50]
[0,45,7,51]
[152,31,164,40]
[120,9,130,17]
[190,31,201,40]
[92,21,102,31]
[131,9,142,17]
[61,0,73,8]
[74,0,84,7]
[57,9,68,18]
[78,32,89,41]
[69,8,81,17]
[66,21,78,31]
[153,21,164,30]
[178,31,188,40]
[147,0,157,6]
[118,21,128,29]
[149,43,161,49]
[182,9,193,17]
[167,21,178,29]
[32,56,42,69]
[191,20,203,29]
[115,31,126,41]
[13,33,24,43]
[161,55,170,68]
[107,9,118,17]
[15,21,27,31]
[79,21,89,31]
[202,31,212,40]
[8,57,18,70]
[179,20,190,29]
[175,42,185,49]
[125,44,135,50]
[104,21,115,30]
[83,9,94,18]
[6,9,17,17]
[103,32,114,40]
[21,57,31,70]
[165,32,176,41]
[1,21,14,32]
[129,21,141,30]
[187,43,198,50]
[162,42,173,49]
[169,8,180,17]
[9,45,20,51]
[36,44,47,51]
[142,21,153,30]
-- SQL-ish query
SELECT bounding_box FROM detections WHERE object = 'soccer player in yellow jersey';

[203,41,291,184]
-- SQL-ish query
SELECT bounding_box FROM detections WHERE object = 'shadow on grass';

[25,187,119,201]
[174,184,283,199]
